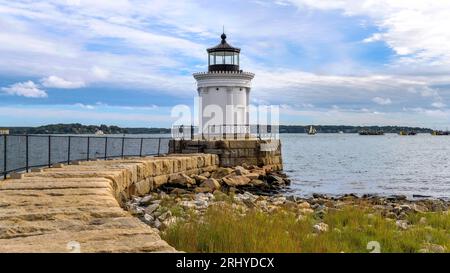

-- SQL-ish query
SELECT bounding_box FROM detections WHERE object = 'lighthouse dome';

[207,33,241,72]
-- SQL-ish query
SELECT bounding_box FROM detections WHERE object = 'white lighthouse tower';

[193,32,255,139]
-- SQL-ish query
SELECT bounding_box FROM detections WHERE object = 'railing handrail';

[1,135,171,179]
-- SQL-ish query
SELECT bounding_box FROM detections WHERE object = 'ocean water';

[281,133,450,199]
[2,133,450,199]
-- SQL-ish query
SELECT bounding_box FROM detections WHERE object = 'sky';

[0,0,450,129]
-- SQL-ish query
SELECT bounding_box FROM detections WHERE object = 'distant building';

[0,128,9,135]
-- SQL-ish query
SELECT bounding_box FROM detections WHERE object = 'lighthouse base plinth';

[169,139,283,170]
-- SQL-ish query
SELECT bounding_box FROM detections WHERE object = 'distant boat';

[359,130,384,135]
[95,130,105,135]
[338,131,344,134]
[399,131,417,136]
[307,126,317,135]
[431,130,449,136]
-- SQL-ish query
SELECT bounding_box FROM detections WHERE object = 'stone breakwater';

[0,154,218,253]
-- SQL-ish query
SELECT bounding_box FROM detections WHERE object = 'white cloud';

[431,102,446,109]
[91,66,110,80]
[284,0,450,66]
[372,97,392,105]
[1,81,47,98]
[41,76,85,89]
[74,103,95,109]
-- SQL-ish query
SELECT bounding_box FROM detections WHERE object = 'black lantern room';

[207,33,241,72]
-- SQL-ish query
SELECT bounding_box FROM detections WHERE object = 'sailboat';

[307,126,317,135]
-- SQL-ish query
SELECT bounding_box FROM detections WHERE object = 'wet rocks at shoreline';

[161,164,291,196]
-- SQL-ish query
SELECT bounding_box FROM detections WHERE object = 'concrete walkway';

[0,154,217,253]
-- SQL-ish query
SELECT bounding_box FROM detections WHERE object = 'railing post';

[25,135,29,172]
[67,136,71,164]
[3,135,6,179]
[157,138,161,155]
[234,123,237,140]
[48,135,51,167]
[257,124,260,140]
[87,137,90,161]
[190,125,194,140]
[121,137,125,158]
[104,137,108,160]
[139,138,144,157]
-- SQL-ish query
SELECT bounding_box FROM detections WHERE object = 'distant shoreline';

[1,123,434,135]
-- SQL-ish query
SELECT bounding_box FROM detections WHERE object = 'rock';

[145,203,159,214]
[170,188,189,195]
[162,217,177,229]
[234,166,250,175]
[200,178,221,191]
[266,175,285,185]
[244,173,260,180]
[286,195,298,202]
[387,195,407,201]
[412,203,428,213]
[139,195,154,206]
[313,222,329,233]
[395,220,409,230]
[298,202,311,209]
[419,217,427,225]
[211,167,234,179]
[142,213,154,224]
[169,173,196,187]
[159,211,172,221]
[419,244,446,253]
[153,218,162,229]
[199,171,211,178]
[194,187,213,193]
[193,175,208,183]
[299,208,314,214]
[195,200,208,209]
[127,204,145,216]
[180,201,196,209]
[222,175,251,186]
[249,179,265,187]
[271,196,286,205]
[313,193,328,199]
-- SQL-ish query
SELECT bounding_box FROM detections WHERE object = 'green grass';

[161,203,450,253]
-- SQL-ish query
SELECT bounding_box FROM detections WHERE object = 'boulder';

[193,175,208,183]
[266,174,285,185]
[234,166,250,175]
[244,173,260,180]
[298,202,311,209]
[211,167,234,179]
[313,222,329,233]
[199,171,211,178]
[222,175,251,186]
[145,203,159,215]
[200,178,221,191]
[169,173,196,187]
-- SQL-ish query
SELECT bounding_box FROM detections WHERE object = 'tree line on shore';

[3,123,433,135]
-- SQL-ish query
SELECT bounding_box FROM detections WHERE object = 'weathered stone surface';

[222,174,251,186]
[200,178,221,192]
[211,167,234,179]
[0,154,218,253]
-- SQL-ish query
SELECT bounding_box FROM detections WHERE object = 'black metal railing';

[0,134,171,179]
[172,124,279,140]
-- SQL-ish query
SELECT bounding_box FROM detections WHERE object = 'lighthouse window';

[224,53,233,64]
